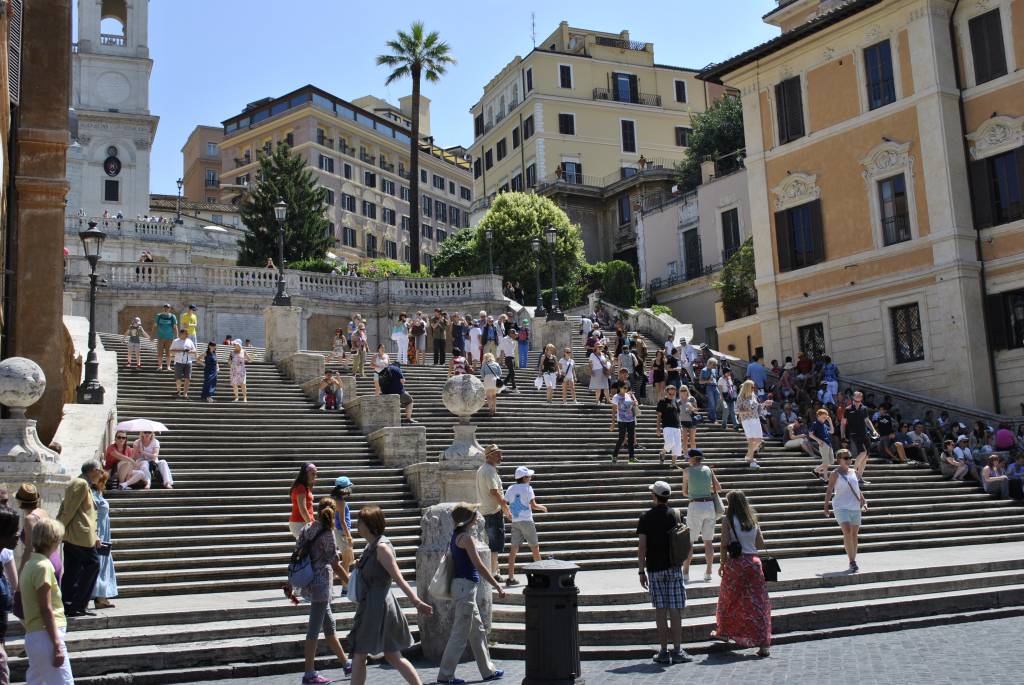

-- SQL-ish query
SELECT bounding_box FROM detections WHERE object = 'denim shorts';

[484,511,505,552]
[834,508,862,526]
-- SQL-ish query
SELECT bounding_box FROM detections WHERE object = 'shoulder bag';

[726,516,743,559]
[287,527,328,590]
[428,540,456,600]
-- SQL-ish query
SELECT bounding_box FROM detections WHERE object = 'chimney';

[700,159,716,184]
[399,94,431,137]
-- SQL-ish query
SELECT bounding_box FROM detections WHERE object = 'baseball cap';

[687,448,703,461]
[649,480,671,498]
[956,434,969,443]
[189,304,197,310]
[514,466,535,479]
[334,476,353,489]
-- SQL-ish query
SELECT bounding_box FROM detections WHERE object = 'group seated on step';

[938,433,1024,500]
[103,431,174,490]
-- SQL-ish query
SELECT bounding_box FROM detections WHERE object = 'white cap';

[514,466,535,479]
[649,480,671,497]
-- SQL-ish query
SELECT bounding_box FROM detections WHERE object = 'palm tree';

[377,22,455,273]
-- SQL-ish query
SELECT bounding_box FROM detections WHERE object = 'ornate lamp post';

[273,199,292,306]
[175,178,184,224]
[531,237,547,318]
[485,227,494,274]
[545,225,565,320]
[77,221,107,403]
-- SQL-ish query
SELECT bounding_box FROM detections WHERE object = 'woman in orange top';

[289,463,317,538]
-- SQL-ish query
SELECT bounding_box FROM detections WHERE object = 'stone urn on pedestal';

[0,358,70,511]
[438,374,486,503]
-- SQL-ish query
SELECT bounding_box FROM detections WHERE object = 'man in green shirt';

[57,461,101,616]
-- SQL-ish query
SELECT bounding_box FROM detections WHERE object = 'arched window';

[100,0,127,46]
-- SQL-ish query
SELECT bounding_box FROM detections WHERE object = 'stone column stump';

[263,305,301,363]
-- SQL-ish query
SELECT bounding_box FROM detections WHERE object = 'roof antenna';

[531,12,536,47]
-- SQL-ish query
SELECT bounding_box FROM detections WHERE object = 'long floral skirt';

[715,553,772,647]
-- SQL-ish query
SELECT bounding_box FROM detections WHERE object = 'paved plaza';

[190,614,1024,685]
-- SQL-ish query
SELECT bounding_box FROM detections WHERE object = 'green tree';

[714,237,757,320]
[601,260,641,307]
[236,144,332,267]
[431,228,481,277]
[675,95,745,191]
[377,22,455,273]
[475,193,586,302]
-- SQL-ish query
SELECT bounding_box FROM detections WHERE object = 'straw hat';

[15,483,40,509]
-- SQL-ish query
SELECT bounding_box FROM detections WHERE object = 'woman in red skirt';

[713,490,772,656]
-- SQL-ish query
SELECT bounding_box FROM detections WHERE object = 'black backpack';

[378,365,395,388]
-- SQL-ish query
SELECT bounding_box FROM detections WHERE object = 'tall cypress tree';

[237,144,332,267]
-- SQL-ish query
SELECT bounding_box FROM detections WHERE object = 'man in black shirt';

[656,386,683,467]
[666,350,682,392]
[841,390,878,483]
[637,480,691,665]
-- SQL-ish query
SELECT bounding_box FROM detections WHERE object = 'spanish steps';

[3,321,1023,682]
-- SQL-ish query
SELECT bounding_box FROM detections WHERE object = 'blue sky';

[122,1,780,195]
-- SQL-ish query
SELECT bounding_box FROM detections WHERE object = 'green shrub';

[357,258,430,279]
[541,282,588,309]
[651,304,672,316]
[601,260,641,307]
[289,258,335,273]
[714,237,757,320]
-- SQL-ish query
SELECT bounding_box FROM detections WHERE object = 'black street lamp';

[485,227,494,274]
[175,178,184,224]
[77,221,106,404]
[273,199,292,306]
[531,237,547,318]
[545,225,565,320]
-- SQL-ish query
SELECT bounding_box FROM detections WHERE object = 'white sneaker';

[748,460,761,469]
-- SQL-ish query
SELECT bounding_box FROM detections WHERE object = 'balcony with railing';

[380,160,395,173]
[317,135,335,148]
[594,36,649,51]
[100,33,126,47]
[204,178,220,188]
[233,154,251,169]
[592,88,661,107]
[360,152,377,165]
[722,245,741,263]
[882,214,911,246]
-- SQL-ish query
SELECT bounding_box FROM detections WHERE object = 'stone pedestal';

[348,395,400,435]
[416,503,492,663]
[367,426,426,468]
[263,306,301,363]
[404,462,440,506]
[540,319,575,355]
[439,424,484,504]
[279,352,324,384]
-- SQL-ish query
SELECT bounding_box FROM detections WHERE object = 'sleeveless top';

[687,465,713,499]
[450,532,479,582]
[832,470,862,510]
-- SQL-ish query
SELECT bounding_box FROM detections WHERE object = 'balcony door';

[612,72,638,103]
[683,228,703,280]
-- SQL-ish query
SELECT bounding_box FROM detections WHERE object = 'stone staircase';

[4,322,1022,681]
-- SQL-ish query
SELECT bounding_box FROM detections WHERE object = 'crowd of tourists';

[0,463,119,682]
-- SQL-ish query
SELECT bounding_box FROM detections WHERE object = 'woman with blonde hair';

[537,343,558,403]
[678,386,699,452]
[713,490,772,657]
[21,518,75,682]
[228,339,251,402]
[349,505,432,685]
[480,352,503,416]
[737,380,771,469]
[436,503,505,684]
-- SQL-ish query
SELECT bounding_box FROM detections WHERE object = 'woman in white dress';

[736,380,771,469]
[468,321,483,368]
[588,343,611,405]
[391,313,410,365]
[372,345,390,396]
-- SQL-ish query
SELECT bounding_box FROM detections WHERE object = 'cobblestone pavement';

[190,615,1024,684]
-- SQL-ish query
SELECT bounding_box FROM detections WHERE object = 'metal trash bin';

[521,559,584,685]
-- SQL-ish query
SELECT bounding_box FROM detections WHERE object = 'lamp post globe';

[273,199,292,306]
[77,220,107,403]
[174,177,184,224]
[531,237,546,318]
[545,225,565,320]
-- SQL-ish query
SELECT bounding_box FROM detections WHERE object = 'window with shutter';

[864,40,896,110]
[674,80,687,103]
[890,304,925,363]
[559,65,572,89]
[558,114,575,135]
[775,77,805,145]
[968,9,1007,85]
[621,121,637,153]
[969,157,994,229]
[775,200,823,272]
[8,0,22,106]
[774,210,792,273]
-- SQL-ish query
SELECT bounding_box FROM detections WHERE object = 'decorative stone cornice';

[966,115,1024,161]
[860,140,913,179]
[771,172,820,211]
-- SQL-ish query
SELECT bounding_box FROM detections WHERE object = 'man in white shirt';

[169,328,197,399]
[580,316,593,340]
[498,329,519,392]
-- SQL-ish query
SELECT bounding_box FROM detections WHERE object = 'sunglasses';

[115,435,127,440]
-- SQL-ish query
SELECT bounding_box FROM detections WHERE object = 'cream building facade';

[469,22,727,265]
[181,125,223,204]
[702,0,1024,413]
[217,85,472,268]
